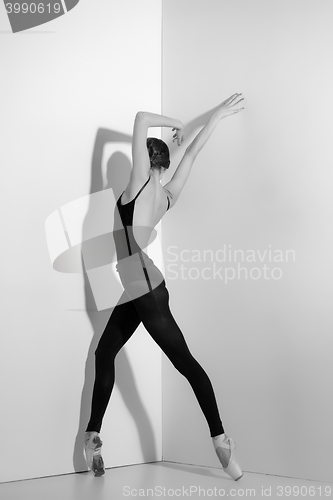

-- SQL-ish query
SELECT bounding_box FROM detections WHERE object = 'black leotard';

[116,176,170,253]
[113,176,170,296]
[116,176,150,257]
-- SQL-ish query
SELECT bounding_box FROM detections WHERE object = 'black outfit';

[86,177,224,437]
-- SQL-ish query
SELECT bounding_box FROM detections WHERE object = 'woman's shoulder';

[122,173,151,203]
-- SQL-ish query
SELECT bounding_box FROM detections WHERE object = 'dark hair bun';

[146,137,170,170]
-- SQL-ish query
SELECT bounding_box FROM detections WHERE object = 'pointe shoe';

[214,434,243,481]
[84,431,105,477]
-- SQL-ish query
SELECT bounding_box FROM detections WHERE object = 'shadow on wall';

[72,128,159,471]
[55,106,220,472]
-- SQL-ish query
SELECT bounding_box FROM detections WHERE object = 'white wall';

[161,0,333,482]
[0,0,162,483]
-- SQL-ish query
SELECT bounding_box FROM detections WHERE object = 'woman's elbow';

[136,111,147,121]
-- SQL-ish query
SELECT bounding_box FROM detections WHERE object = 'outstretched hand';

[216,93,245,120]
[170,93,244,149]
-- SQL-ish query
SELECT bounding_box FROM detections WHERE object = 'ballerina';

[84,93,245,480]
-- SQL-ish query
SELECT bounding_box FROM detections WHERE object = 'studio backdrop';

[1,0,332,485]
[161,0,333,484]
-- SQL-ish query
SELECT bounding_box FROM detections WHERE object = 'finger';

[233,107,245,113]
[224,107,244,117]
[226,93,240,105]
[229,93,242,106]
[231,97,244,107]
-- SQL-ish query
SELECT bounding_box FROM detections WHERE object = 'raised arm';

[132,111,183,181]
[164,93,244,206]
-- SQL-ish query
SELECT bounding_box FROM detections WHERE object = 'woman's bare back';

[118,174,170,251]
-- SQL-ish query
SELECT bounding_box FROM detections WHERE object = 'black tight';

[86,261,224,437]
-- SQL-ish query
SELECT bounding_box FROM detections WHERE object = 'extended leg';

[86,291,141,433]
[131,280,224,437]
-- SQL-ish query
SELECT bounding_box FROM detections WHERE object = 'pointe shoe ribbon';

[215,435,243,481]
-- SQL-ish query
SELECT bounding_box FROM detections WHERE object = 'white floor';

[0,462,332,500]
